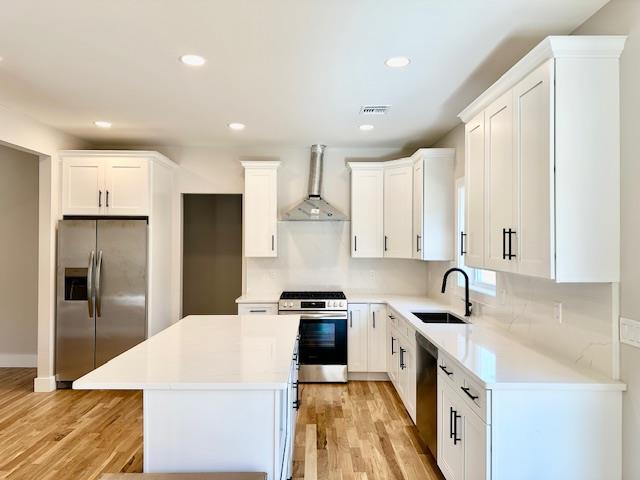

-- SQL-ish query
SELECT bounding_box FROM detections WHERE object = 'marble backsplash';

[427,261,615,378]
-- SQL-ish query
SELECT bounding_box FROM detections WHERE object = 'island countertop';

[73,314,300,391]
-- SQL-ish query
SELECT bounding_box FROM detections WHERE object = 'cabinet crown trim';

[410,148,455,161]
[59,150,175,168]
[241,160,281,169]
[458,35,626,123]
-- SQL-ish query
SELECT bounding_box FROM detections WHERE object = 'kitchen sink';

[412,311,467,324]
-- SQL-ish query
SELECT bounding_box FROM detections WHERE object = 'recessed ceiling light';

[179,54,206,66]
[359,124,374,131]
[385,56,410,68]
[228,123,245,131]
[94,120,112,128]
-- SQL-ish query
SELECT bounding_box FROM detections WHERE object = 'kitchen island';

[74,314,300,479]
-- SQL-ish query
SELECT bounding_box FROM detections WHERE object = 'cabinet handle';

[388,314,395,320]
[390,336,396,355]
[400,347,406,369]
[449,407,455,439]
[461,386,479,401]
[349,311,353,328]
[106,190,109,208]
[439,365,453,376]
[249,309,267,313]
[293,381,300,410]
[460,231,467,256]
[98,190,102,208]
[507,229,516,260]
[384,235,388,252]
[354,235,357,252]
[271,234,275,251]
[502,228,507,260]
[416,235,421,253]
[453,410,461,445]
[372,311,376,328]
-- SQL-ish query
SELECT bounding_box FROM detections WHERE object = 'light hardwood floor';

[0,369,442,480]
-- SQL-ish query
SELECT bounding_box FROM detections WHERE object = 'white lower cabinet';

[237,303,278,315]
[385,308,417,422]
[438,370,490,480]
[348,303,388,373]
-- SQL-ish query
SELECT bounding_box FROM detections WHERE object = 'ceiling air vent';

[359,105,391,115]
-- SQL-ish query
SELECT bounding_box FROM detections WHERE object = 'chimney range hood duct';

[283,144,347,221]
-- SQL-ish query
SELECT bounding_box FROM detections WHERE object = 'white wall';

[0,144,39,366]
[0,103,86,390]
[572,2,640,478]
[143,145,429,317]
[427,124,616,377]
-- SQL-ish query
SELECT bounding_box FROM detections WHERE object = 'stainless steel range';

[279,291,347,383]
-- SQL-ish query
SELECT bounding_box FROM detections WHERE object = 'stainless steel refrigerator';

[56,219,147,384]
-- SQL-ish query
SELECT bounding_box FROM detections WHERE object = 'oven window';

[299,318,347,365]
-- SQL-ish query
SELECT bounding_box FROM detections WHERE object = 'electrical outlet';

[554,302,563,323]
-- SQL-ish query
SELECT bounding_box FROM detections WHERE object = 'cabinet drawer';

[439,352,491,423]
[387,308,400,328]
[238,303,278,315]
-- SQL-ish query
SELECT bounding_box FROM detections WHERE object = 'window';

[456,179,496,296]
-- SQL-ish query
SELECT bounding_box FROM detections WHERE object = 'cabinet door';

[351,168,384,258]
[399,335,417,422]
[62,157,105,215]
[367,303,387,372]
[438,382,464,480]
[105,157,149,215]
[412,159,424,259]
[484,91,517,272]
[463,404,490,480]
[347,304,368,372]
[244,167,278,257]
[383,162,413,258]
[387,326,399,386]
[464,114,485,268]
[514,59,555,279]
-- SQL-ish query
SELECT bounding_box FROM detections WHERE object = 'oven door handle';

[299,313,348,320]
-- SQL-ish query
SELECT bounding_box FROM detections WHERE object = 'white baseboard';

[0,353,37,367]
[348,372,390,381]
[34,375,56,392]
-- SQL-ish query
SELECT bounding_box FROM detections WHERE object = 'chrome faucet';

[441,267,472,317]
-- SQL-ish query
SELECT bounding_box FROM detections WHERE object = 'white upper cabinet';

[349,165,384,258]
[104,157,149,216]
[459,36,626,282]
[383,159,413,258]
[242,161,279,258]
[513,60,554,279]
[484,91,516,273]
[464,114,486,269]
[61,152,159,216]
[412,149,455,261]
[62,157,106,215]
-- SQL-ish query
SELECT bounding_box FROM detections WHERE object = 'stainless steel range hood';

[283,145,347,221]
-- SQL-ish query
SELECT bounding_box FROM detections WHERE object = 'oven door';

[297,312,347,366]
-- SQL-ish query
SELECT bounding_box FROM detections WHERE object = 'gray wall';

[573,2,640,478]
[0,144,39,366]
[182,194,242,315]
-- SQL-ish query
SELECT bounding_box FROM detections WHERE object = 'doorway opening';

[182,194,243,315]
[0,143,39,387]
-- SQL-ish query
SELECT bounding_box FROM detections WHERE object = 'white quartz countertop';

[236,290,624,391]
[347,293,625,391]
[73,314,300,391]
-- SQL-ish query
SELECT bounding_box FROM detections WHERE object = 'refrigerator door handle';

[87,250,95,317]
[95,250,103,317]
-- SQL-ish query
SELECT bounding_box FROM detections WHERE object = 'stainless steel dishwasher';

[416,332,438,458]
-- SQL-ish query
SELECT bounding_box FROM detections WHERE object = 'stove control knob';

[339,301,344,308]
[288,302,293,308]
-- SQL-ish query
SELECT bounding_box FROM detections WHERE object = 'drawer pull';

[439,365,453,376]
[400,348,406,369]
[461,386,479,401]
[249,309,267,313]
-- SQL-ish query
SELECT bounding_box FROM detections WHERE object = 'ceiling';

[0,0,609,148]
